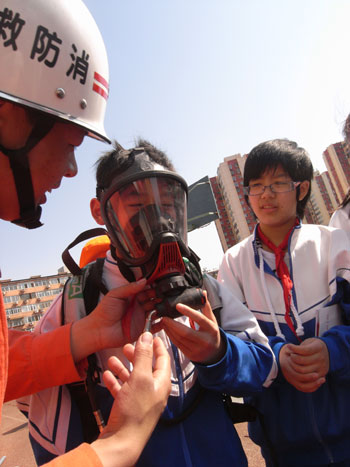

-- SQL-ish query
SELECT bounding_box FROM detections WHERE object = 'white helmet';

[0,0,110,142]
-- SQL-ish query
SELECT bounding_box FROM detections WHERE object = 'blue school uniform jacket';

[218,222,350,466]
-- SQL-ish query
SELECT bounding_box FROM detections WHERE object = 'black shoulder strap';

[67,381,100,443]
[62,227,108,276]
[83,258,108,314]
[64,258,108,442]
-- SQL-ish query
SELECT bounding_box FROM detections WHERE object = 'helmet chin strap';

[0,116,55,229]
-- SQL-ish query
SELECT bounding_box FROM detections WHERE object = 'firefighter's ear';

[90,198,104,225]
[0,101,35,148]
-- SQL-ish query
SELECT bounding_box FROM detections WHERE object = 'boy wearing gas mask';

[20,139,277,466]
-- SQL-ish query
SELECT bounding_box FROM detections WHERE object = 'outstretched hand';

[71,279,149,363]
[92,332,171,467]
[279,338,329,393]
[154,292,226,365]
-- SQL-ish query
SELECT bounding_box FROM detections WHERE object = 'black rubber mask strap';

[0,116,55,229]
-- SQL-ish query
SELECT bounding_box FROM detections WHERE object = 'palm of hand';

[91,289,148,348]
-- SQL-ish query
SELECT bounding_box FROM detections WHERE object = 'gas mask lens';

[104,176,188,263]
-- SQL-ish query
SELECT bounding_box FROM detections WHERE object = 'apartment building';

[210,175,235,251]
[304,170,338,225]
[210,154,256,250]
[1,270,71,331]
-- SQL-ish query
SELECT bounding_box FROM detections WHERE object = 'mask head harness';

[99,148,205,318]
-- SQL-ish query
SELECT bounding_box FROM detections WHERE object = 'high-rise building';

[210,154,255,251]
[210,175,235,251]
[1,271,71,331]
[323,142,350,204]
[304,170,338,225]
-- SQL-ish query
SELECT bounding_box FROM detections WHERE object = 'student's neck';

[259,218,297,249]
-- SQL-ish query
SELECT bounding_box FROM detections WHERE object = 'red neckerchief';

[257,218,300,340]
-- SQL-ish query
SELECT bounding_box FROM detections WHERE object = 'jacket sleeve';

[329,207,350,231]
[5,323,81,401]
[318,228,350,381]
[196,329,276,397]
[196,276,277,395]
[43,443,102,467]
[321,325,350,380]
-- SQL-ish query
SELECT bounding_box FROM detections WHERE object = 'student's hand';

[279,338,328,393]
[71,279,148,362]
[154,292,226,365]
[288,338,329,379]
[91,332,171,467]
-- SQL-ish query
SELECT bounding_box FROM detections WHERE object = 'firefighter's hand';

[92,332,171,467]
[154,292,226,365]
[279,338,328,393]
[71,279,148,362]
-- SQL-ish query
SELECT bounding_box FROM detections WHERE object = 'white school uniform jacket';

[218,222,350,467]
[329,203,350,239]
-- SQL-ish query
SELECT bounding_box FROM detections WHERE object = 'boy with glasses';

[218,139,350,466]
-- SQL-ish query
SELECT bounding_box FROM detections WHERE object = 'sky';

[2,0,350,280]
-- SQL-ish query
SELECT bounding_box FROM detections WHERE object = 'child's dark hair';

[243,139,313,218]
[95,138,175,199]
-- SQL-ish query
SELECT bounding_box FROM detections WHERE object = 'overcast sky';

[2,0,350,280]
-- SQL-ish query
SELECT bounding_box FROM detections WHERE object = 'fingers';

[132,332,155,375]
[293,374,326,393]
[201,291,214,318]
[288,361,320,375]
[288,353,324,373]
[284,339,329,376]
[107,355,130,382]
[104,335,170,397]
[175,299,216,330]
[281,359,325,393]
[161,316,223,364]
[286,338,321,356]
[161,317,198,346]
[107,278,147,300]
[287,368,320,384]
[281,341,329,392]
[160,319,195,354]
[294,378,325,393]
[103,369,122,398]
[123,342,136,363]
[283,343,303,355]
[103,370,121,397]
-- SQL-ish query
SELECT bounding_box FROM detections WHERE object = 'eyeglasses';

[243,181,301,196]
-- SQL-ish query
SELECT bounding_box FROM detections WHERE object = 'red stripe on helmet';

[93,83,108,100]
[94,72,109,90]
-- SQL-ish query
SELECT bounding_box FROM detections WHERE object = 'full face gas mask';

[99,148,205,318]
